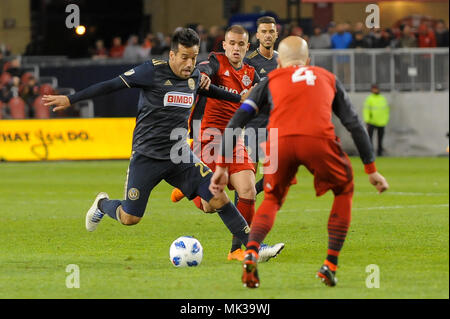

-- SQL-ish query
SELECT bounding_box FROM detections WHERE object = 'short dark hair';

[171,28,200,51]
[225,24,249,38]
[256,16,277,28]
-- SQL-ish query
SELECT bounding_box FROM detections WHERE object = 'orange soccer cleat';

[171,188,185,203]
[227,248,246,261]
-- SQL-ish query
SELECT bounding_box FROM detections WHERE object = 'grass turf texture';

[0,157,448,299]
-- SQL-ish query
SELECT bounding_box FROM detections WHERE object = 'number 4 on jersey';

[291,67,317,85]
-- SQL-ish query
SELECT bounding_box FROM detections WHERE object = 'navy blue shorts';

[122,150,214,217]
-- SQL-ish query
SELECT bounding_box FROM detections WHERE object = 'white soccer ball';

[169,236,203,267]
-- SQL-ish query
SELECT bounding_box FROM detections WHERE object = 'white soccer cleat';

[85,192,109,232]
[258,243,285,263]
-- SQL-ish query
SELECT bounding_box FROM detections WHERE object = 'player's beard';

[260,39,274,50]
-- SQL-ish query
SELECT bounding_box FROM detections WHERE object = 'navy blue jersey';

[68,59,240,160]
[243,49,278,78]
[243,49,278,129]
[119,59,201,159]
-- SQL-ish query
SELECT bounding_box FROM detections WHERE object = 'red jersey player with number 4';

[210,36,389,288]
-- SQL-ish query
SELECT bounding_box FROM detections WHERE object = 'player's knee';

[201,199,216,214]
[237,184,256,200]
[119,209,142,225]
[121,214,141,225]
[202,205,216,214]
[207,192,229,211]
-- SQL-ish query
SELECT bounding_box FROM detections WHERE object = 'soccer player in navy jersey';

[43,28,254,250]
[242,16,282,198]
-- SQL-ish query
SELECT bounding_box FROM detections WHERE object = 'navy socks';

[217,202,249,247]
[99,199,122,221]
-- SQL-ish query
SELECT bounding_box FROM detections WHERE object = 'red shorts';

[192,138,255,190]
[263,135,354,205]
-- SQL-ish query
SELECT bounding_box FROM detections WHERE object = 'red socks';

[326,192,352,268]
[236,197,255,225]
[247,199,280,247]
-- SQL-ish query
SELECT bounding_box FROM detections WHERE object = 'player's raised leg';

[165,156,251,247]
[88,189,145,230]
[87,152,164,231]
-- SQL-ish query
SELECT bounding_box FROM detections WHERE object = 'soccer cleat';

[85,192,109,232]
[258,243,285,262]
[316,264,338,287]
[227,248,246,261]
[242,251,260,288]
[171,188,185,203]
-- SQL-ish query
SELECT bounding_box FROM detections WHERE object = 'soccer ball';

[169,236,203,267]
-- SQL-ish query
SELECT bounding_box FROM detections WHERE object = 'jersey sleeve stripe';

[119,75,131,88]
[243,99,259,111]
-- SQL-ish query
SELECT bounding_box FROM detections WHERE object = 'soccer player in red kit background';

[172,24,285,262]
[210,36,389,288]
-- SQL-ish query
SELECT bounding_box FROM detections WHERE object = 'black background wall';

[40,64,140,117]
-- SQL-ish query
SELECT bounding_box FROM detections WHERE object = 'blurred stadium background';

[0,0,448,161]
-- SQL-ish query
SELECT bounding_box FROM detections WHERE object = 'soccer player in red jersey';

[172,25,284,262]
[210,36,389,288]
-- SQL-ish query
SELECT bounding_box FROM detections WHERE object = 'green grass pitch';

[0,157,448,299]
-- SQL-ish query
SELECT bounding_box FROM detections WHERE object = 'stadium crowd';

[0,53,55,119]
[87,18,449,60]
[0,17,448,120]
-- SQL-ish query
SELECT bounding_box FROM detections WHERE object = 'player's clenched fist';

[368,172,389,194]
[209,166,229,196]
[199,73,211,90]
[42,95,71,112]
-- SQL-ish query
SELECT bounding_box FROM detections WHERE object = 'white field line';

[281,203,449,213]
[357,191,448,196]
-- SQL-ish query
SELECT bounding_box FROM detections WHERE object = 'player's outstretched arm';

[332,78,374,165]
[198,84,241,103]
[43,77,127,112]
[42,95,71,112]
[332,78,389,194]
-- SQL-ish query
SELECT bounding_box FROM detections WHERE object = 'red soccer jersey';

[198,52,258,135]
[223,64,376,171]
[266,65,337,139]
